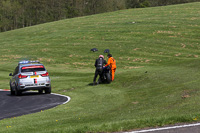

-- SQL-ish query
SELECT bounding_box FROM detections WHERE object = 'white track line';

[0,89,71,104]
[51,93,71,104]
[127,123,200,133]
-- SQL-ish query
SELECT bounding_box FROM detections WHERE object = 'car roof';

[19,63,44,67]
[18,60,44,67]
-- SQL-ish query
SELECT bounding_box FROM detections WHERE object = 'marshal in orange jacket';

[105,57,116,81]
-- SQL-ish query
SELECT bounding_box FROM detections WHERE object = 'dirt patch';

[133,58,151,63]
[38,57,54,62]
[133,48,140,51]
[41,48,49,52]
[175,53,181,57]
[181,43,186,48]
[157,31,174,34]
[182,95,190,99]
[1,55,22,59]
[132,101,139,104]
[125,66,144,69]
[181,90,198,99]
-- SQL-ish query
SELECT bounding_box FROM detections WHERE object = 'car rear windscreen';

[21,65,45,72]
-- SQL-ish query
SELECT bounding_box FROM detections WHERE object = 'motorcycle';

[100,66,111,84]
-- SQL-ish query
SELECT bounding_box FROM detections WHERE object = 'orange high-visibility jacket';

[105,57,116,69]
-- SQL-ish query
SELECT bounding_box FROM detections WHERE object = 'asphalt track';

[0,90,70,120]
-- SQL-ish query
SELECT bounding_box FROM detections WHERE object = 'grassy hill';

[0,2,200,133]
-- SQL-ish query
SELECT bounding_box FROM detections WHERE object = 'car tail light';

[41,72,49,77]
[18,74,28,79]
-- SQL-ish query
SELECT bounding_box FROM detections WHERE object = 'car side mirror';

[9,73,13,76]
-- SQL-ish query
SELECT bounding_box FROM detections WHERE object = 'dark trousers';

[93,69,103,82]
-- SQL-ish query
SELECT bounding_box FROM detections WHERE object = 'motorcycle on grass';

[100,66,111,84]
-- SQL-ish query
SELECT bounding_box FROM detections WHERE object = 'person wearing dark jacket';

[93,55,107,85]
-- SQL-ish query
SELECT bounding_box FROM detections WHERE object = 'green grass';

[0,2,200,132]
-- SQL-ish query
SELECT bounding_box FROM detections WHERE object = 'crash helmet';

[99,55,104,59]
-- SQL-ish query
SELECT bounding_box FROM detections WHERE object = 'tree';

[0,0,199,32]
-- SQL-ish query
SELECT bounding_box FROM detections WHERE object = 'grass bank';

[0,2,200,133]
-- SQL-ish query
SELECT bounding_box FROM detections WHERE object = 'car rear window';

[21,65,45,72]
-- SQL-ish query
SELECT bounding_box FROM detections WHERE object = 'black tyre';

[106,73,111,84]
[15,85,22,96]
[10,84,15,95]
[45,87,51,94]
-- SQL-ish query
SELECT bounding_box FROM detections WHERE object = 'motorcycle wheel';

[106,73,111,84]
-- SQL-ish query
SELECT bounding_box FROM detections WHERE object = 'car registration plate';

[30,75,39,78]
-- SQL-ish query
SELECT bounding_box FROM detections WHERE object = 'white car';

[9,60,51,96]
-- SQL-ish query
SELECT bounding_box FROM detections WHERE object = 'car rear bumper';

[18,84,51,91]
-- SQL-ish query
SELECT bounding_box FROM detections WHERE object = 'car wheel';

[10,84,15,95]
[45,87,51,94]
[14,84,22,96]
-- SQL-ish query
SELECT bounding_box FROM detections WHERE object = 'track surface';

[0,91,69,120]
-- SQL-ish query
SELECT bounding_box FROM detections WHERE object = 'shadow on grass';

[88,83,94,86]
[88,82,111,86]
